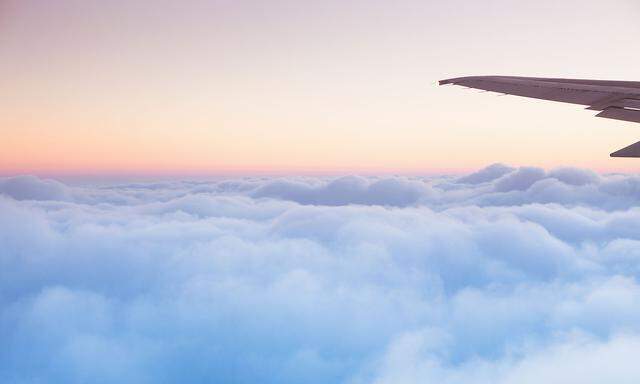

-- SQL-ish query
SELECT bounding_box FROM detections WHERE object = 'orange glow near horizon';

[2,1,640,177]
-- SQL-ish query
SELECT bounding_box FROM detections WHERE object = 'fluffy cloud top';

[2,164,640,383]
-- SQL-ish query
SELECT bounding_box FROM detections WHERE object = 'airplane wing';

[439,76,640,157]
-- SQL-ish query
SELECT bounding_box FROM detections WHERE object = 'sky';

[2,0,640,176]
[6,3,640,383]
[5,165,640,383]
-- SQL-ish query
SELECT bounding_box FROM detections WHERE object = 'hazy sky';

[2,0,640,175]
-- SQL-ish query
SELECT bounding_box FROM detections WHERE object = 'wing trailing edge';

[611,140,640,158]
[440,75,640,158]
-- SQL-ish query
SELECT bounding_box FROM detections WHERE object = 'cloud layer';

[3,165,640,383]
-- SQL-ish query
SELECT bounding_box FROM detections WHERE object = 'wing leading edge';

[439,76,640,157]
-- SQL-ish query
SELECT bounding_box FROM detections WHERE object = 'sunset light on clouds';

[4,1,640,383]
[2,0,640,175]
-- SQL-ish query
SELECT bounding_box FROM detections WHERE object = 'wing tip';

[438,75,502,86]
[439,76,474,86]
[439,76,476,86]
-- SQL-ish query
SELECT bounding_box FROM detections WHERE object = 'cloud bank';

[2,164,640,383]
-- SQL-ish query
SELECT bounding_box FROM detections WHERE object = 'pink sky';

[2,0,640,176]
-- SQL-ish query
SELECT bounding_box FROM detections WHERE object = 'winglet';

[439,76,495,86]
[610,140,640,158]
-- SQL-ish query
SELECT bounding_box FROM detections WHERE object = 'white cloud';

[366,330,640,384]
[2,165,640,383]
[0,175,71,201]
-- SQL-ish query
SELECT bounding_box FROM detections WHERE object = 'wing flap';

[596,107,640,124]
[608,99,640,110]
[588,98,640,111]
[611,140,640,158]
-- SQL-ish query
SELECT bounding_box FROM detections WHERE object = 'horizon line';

[1,164,639,181]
